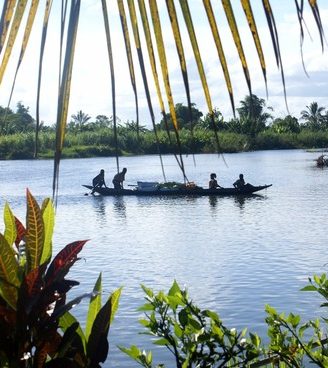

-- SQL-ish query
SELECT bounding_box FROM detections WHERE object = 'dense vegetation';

[0,96,328,159]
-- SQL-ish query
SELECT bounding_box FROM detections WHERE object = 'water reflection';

[113,197,127,218]
[92,196,106,222]
[209,196,218,208]
[234,195,246,209]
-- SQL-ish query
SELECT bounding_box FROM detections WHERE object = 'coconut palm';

[69,110,91,132]
[236,94,273,137]
[300,102,325,131]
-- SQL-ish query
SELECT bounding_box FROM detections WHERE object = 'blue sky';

[0,1,327,127]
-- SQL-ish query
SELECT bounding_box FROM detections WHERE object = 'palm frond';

[101,0,119,172]
[203,0,235,115]
[262,0,288,110]
[240,0,267,96]
[35,0,53,158]
[53,0,81,202]
[0,0,16,55]
[0,0,28,85]
[117,0,139,139]
[127,0,166,182]
[221,0,252,95]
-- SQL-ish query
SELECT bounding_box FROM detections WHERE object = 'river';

[0,149,327,367]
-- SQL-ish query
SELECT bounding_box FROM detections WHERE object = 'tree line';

[0,95,328,159]
[1,95,328,136]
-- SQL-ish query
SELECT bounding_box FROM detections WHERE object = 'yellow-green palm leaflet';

[127,0,166,181]
[137,0,165,115]
[35,0,54,158]
[101,0,119,172]
[7,0,40,113]
[240,0,267,95]
[148,1,178,131]
[0,0,28,86]
[166,0,195,133]
[117,0,139,134]
[179,0,223,157]
[221,0,251,95]
[53,0,80,201]
[179,0,213,113]
[308,0,324,51]
[17,0,40,66]
[0,0,16,54]
[137,0,184,175]
[148,1,187,181]
[262,0,288,110]
[203,0,235,114]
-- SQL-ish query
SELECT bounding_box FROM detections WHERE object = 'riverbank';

[0,129,328,159]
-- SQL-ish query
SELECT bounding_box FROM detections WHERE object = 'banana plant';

[0,189,121,367]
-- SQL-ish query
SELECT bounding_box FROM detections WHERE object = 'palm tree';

[237,94,273,137]
[69,110,91,132]
[300,102,325,131]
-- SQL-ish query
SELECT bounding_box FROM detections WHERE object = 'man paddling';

[112,167,127,189]
[91,169,106,194]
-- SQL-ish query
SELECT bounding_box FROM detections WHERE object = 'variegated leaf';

[46,240,87,283]
[4,202,16,247]
[26,189,44,272]
[14,216,26,247]
[0,233,19,309]
[85,273,102,341]
[40,198,54,265]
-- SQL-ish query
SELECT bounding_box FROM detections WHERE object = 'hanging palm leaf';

[240,0,267,96]
[35,0,53,158]
[117,0,139,139]
[308,0,325,51]
[221,0,252,95]
[179,0,222,156]
[0,0,28,85]
[6,0,40,113]
[203,0,235,115]
[101,0,119,173]
[0,0,16,55]
[148,1,188,182]
[53,0,81,201]
[261,0,288,109]
[165,0,197,165]
[137,0,185,176]
[127,0,166,182]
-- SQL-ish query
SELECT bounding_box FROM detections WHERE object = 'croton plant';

[0,189,121,367]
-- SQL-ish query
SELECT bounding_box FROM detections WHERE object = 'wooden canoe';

[83,184,272,197]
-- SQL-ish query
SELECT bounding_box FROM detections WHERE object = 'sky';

[0,0,327,128]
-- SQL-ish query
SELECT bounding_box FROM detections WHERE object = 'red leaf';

[15,217,26,247]
[46,240,88,283]
[24,265,46,298]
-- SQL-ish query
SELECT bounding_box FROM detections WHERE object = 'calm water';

[0,150,327,367]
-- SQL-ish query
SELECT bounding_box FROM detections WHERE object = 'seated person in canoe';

[209,173,222,189]
[233,173,246,189]
[112,167,127,189]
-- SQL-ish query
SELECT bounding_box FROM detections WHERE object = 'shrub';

[0,190,121,367]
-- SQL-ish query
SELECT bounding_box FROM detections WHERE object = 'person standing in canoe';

[209,173,222,189]
[112,167,127,189]
[233,173,246,189]
[91,169,107,194]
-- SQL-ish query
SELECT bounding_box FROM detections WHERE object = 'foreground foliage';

[0,191,121,367]
[122,279,328,367]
